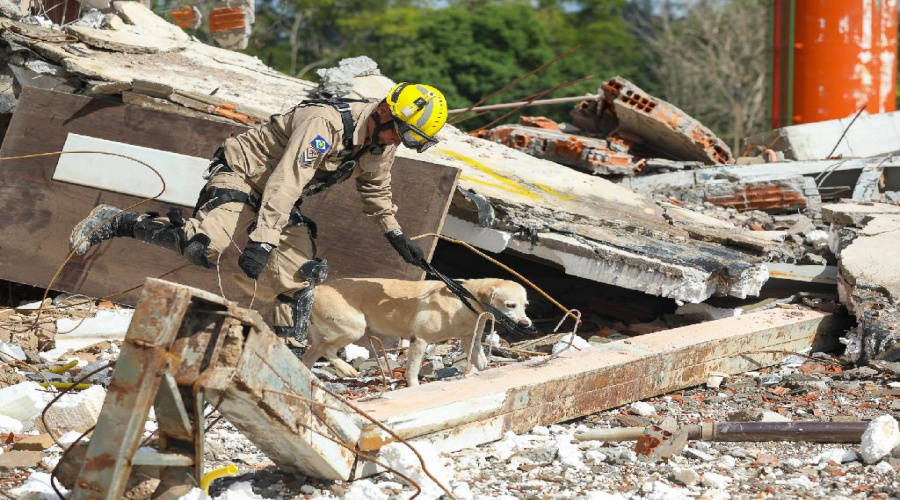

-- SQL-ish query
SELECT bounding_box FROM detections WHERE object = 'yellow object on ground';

[200,465,239,495]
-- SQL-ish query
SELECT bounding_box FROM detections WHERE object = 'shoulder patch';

[310,135,331,154]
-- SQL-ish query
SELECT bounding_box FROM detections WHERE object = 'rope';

[410,233,580,327]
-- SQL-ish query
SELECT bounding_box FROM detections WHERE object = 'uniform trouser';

[146,171,315,330]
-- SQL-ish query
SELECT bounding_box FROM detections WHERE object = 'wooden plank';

[355,309,842,454]
[0,87,459,308]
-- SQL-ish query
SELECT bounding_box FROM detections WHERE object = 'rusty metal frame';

[71,279,364,499]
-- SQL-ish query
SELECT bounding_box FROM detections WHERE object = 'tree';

[630,0,770,152]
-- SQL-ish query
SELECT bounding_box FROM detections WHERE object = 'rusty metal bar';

[71,283,194,500]
[577,421,869,444]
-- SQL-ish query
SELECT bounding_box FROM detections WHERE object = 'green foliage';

[240,0,643,127]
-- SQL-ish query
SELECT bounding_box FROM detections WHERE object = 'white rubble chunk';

[640,480,691,500]
[0,414,23,434]
[215,481,265,500]
[860,415,900,464]
[531,425,550,436]
[701,472,732,489]
[451,481,475,500]
[585,450,607,464]
[554,436,585,469]
[670,464,700,486]
[44,385,107,433]
[759,410,791,422]
[342,344,370,362]
[805,230,829,249]
[0,341,26,361]
[874,461,894,473]
[816,448,859,464]
[379,442,454,500]
[0,381,52,423]
[10,472,69,499]
[176,488,205,500]
[58,430,85,447]
[629,401,656,416]
[342,479,387,500]
[491,431,525,461]
[552,333,588,354]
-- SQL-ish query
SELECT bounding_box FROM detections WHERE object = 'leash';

[418,261,536,338]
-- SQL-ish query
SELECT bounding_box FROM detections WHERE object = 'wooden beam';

[355,309,842,454]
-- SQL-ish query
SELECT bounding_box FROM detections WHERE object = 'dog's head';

[475,279,533,330]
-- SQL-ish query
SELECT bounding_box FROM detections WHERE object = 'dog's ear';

[475,285,497,305]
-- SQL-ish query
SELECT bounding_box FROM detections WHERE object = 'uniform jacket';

[222,100,401,246]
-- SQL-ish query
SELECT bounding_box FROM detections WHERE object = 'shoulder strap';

[296,98,370,155]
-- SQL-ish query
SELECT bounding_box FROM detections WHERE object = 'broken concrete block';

[0,341,26,361]
[585,77,734,165]
[0,450,42,471]
[13,433,56,451]
[43,385,106,433]
[701,471,732,489]
[473,123,638,176]
[835,211,900,363]
[629,401,656,417]
[860,415,900,464]
[670,465,700,486]
[111,1,191,43]
[0,381,50,423]
[342,479,388,500]
[0,413,23,433]
[379,441,453,500]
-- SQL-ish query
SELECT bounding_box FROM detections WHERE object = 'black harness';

[194,98,375,225]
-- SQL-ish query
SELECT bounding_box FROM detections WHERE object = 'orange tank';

[771,0,899,128]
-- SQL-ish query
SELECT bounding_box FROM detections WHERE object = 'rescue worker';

[69,82,448,342]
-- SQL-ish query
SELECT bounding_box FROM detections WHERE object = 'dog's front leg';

[405,337,428,388]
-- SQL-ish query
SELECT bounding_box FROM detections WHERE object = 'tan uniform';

[170,99,402,328]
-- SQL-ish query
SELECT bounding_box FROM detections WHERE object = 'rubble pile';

[145,349,899,499]
[474,76,734,177]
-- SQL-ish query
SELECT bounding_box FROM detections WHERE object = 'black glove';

[238,241,274,279]
[385,229,425,266]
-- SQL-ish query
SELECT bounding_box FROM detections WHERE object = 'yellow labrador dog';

[302,278,532,387]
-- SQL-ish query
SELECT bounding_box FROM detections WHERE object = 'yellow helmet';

[386,82,447,153]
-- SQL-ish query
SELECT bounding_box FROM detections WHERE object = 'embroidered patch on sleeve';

[310,136,331,154]
[299,147,319,168]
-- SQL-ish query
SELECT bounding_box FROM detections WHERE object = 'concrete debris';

[551,332,588,354]
[43,385,106,433]
[472,120,638,176]
[0,381,51,423]
[860,415,900,464]
[629,401,656,417]
[0,450,42,471]
[573,77,734,165]
[826,202,900,362]
[378,442,453,500]
[0,413,23,433]
[342,343,369,362]
[317,56,381,98]
[745,110,900,161]
[674,303,742,321]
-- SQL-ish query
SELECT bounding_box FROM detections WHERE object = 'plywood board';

[0,87,459,312]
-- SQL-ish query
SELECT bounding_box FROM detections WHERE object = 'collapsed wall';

[0,5,773,303]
